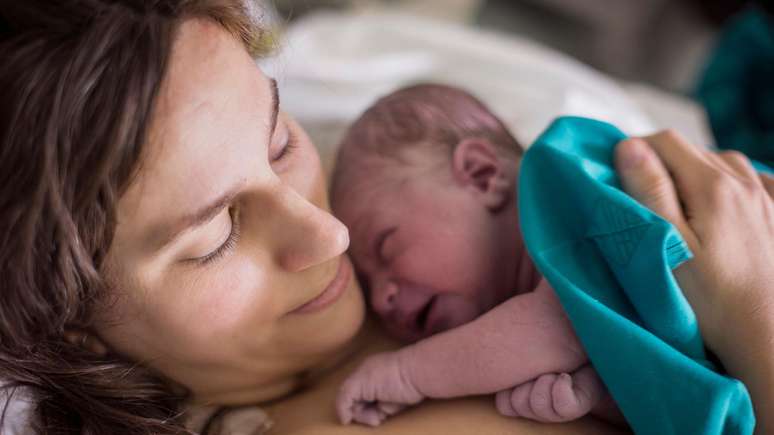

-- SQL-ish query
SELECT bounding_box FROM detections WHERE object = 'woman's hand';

[614,130,774,434]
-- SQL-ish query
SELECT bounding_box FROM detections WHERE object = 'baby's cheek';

[404,238,486,293]
[433,296,481,333]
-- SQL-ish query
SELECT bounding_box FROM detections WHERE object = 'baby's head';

[331,84,524,342]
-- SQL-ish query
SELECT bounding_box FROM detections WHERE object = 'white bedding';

[260,10,714,163]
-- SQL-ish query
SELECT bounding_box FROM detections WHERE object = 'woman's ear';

[64,329,109,356]
[452,138,513,212]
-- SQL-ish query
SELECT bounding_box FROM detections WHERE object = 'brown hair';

[0,1,267,434]
[335,83,522,167]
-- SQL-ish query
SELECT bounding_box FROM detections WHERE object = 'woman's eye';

[189,207,241,265]
[270,122,298,162]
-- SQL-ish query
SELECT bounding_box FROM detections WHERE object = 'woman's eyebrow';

[268,78,279,138]
[150,185,243,251]
[148,79,278,252]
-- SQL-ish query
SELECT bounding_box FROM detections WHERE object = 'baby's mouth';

[415,294,438,334]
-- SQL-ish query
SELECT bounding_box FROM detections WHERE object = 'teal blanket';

[518,117,755,435]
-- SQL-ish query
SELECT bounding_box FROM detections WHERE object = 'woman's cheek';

[293,158,322,200]
[183,258,277,345]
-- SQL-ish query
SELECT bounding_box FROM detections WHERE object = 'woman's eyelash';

[197,207,241,265]
[273,129,298,162]
[192,130,296,266]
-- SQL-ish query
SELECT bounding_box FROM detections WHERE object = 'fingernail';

[620,139,646,170]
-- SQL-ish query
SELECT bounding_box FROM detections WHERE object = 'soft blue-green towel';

[518,117,755,435]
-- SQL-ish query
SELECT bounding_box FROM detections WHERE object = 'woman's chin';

[284,274,366,359]
[322,276,367,351]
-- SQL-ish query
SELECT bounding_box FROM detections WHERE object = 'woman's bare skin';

[266,321,627,435]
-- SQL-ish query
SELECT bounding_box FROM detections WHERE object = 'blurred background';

[267,0,764,92]
[254,0,774,169]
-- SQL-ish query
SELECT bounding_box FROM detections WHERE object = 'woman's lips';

[288,257,352,315]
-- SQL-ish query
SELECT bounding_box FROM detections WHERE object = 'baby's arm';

[337,279,590,425]
[404,279,587,397]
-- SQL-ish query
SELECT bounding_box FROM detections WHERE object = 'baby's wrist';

[395,346,426,400]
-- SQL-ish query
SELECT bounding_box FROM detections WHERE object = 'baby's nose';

[370,280,399,316]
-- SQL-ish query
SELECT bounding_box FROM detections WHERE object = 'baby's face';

[332,150,518,342]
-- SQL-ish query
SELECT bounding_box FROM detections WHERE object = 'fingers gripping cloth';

[518,117,755,435]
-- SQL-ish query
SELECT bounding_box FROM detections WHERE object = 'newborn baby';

[330,84,620,427]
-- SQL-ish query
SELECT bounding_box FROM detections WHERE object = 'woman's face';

[96,19,365,405]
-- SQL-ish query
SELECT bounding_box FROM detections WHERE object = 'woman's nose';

[267,183,349,272]
[370,280,399,316]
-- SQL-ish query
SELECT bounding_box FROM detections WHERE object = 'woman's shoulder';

[264,322,627,435]
[272,397,625,435]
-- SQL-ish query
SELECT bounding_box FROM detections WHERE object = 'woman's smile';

[288,256,353,315]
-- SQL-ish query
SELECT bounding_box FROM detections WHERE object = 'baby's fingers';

[335,394,354,425]
[551,367,602,419]
[529,374,563,422]
[354,406,385,427]
[551,373,584,418]
[495,382,539,420]
[336,379,364,424]
[377,401,405,416]
[495,389,518,417]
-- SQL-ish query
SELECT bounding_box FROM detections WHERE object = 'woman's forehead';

[149,19,270,160]
[116,18,274,249]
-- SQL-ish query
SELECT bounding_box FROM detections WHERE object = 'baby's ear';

[452,138,513,212]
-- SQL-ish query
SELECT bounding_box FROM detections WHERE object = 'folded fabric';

[518,117,755,435]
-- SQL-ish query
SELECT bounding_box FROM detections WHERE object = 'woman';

[0,1,771,434]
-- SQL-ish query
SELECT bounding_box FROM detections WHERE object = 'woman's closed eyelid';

[268,121,286,157]
[181,207,238,265]
[270,120,297,163]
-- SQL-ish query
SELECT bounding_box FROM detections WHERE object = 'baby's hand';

[336,350,425,426]
[495,365,605,422]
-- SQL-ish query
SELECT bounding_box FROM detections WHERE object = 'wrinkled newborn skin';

[330,84,620,427]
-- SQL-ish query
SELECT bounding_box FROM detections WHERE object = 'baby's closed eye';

[374,227,397,263]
